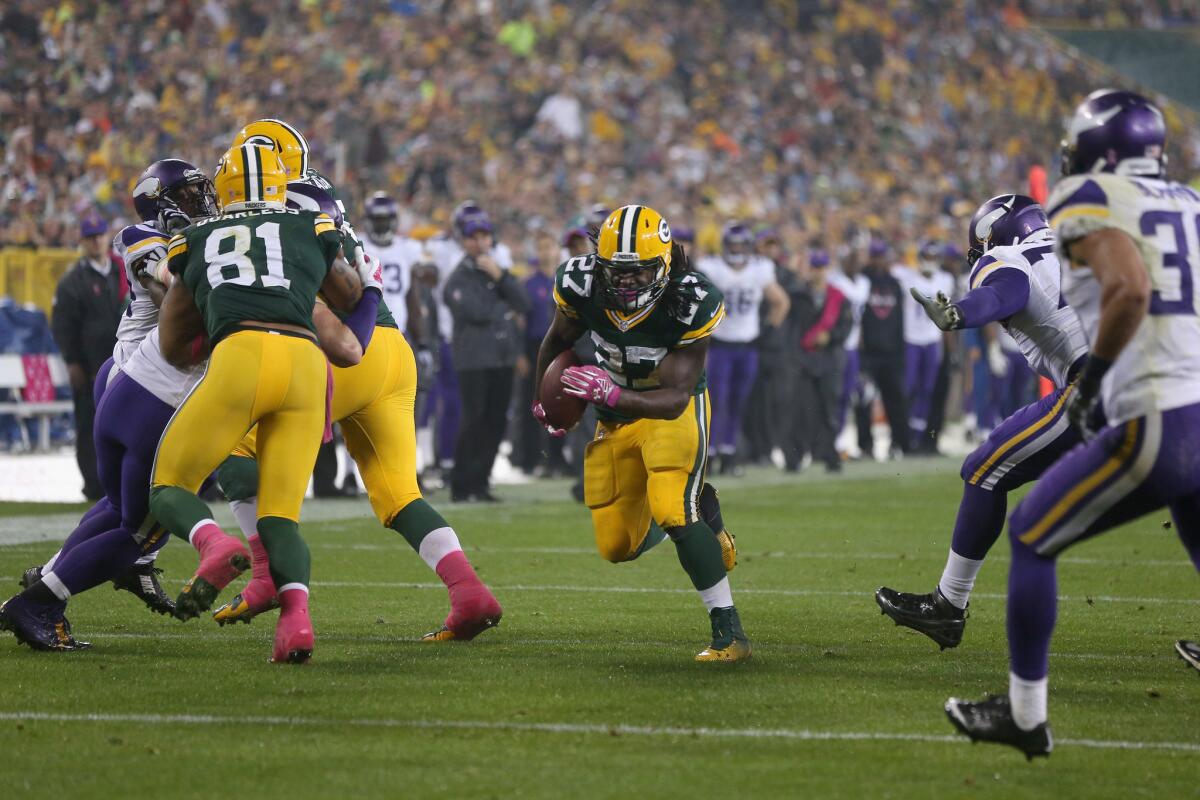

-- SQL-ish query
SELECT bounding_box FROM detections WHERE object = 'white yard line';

[0,710,1195,752]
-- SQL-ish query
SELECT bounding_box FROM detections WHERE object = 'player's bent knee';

[595,535,635,563]
[217,455,259,503]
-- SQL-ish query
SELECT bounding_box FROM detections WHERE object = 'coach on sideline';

[50,214,123,500]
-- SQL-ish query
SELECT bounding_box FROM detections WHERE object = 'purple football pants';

[904,341,941,436]
[1007,403,1200,681]
[706,341,759,455]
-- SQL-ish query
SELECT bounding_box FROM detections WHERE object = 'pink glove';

[531,402,567,438]
[561,365,622,409]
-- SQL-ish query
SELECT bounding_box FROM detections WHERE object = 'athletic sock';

[42,527,141,597]
[698,576,734,612]
[217,455,259,503]
[257,516,311,588]
[937,550,983,610]
[230,498,271,583]
[630,520,668,560]
[668,520,730,596]
[389,499,475,576]
[948,483,1007,560]
[1009,672,1048,731]
[149,485,217,543]
[21,578,63,606]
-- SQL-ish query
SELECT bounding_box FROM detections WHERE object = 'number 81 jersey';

[1049,173,1200,423]
[553,253,726,422]
[167,207,343,344]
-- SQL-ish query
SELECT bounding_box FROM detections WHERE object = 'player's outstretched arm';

[157,279,208,368]
[312,303,363,368]
[533,308,586,397]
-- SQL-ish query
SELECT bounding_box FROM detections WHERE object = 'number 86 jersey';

[1049,173,1200,423]
[553,253,726,422]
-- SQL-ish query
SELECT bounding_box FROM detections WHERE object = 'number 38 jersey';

[167,207,342,344]
[1049,173,1200,423]
[553,254,725,422]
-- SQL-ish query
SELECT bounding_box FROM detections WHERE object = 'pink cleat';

[422,552,503,641]
[174,525,250,621]
[272,588,314,664]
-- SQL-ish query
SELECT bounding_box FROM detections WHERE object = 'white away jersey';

[1049,173,1200,422]
[893,266,954,346]
[120,326,204,408]
[363,234,423,333]
[966,230,1088,388]
[112,222,169,367]
[829,270,871,350]
[696,255,776,343]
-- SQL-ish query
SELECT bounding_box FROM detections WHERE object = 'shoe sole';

[430,612,503,642]
[174,554,250,621]
[273,648,312,665]
[1175,640,1200,673]
[944,699,1051,761]
[875,591,963,650]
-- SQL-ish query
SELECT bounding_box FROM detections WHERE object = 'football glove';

[130,245,172,286]
[910,288,962,331]
[561,365,621,409]
[356,252,383,294]
[1065,355,1110,440]
[531,402,567,438]
[986,340,1009,378]
[157,205,191,236]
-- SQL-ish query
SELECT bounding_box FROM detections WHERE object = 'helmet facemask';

[596,254,669,313]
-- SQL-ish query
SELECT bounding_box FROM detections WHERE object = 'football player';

[893,242,957,448]
[697,221,789,475]
[532,205,749,662]
[0,159,218,649]
[147,143,365,663]
[875,195,1089,649]
[946,89,1200,757]
[362,191,424,336]
[211,126,502,641]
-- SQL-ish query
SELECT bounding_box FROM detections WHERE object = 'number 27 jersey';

[167,207,342,344]
[553,254,725,422]
[1049,173,1200,423]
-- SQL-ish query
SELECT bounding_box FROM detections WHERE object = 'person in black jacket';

[857,239,910,458]
[50,214,123,500]
[785,248,851,473]
[442,210,529,502]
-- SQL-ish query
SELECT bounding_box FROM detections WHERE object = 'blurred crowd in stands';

[1,0,1198,495]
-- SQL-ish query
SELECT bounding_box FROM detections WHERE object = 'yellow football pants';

[232,327,421,525]
[584,392,710,562]
[152,330,327,522]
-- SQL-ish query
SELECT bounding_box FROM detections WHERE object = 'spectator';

[785,248,851,473]
[697,222,788,475]
[442,212,529,502]
[50,214,121,499]
[858,239,910,459]
[512,230,569,476]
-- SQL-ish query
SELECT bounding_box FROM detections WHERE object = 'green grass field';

[1,458,1197,799]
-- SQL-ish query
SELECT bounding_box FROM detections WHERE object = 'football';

[539,349,587,430]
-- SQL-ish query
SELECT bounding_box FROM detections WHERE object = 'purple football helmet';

[1062,89,1166,178]
[364,191,399,244]
[966,194,1048,267]
[286,181,343,229]
[452,200,493,238]
[722,221,754,266]
[132,159,216,222]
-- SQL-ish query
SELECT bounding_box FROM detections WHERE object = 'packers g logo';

[657,218,671,244]
[244,134,279,150]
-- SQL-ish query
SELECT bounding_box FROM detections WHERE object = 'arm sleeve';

[801,286,846,350]
[957,266,1030,327]
[341,290,382,350]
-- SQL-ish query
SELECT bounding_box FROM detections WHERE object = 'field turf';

[0,458,1197,798]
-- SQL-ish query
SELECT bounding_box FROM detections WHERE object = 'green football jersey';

[553,254,726,422]
[166,207,342,344]
[291,171,398,330]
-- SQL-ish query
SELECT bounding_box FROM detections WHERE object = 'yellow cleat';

[695,606,751,663]
[696,637,752,663]
[420,626,458,642]
[716,528,737,572]
[212,592,279,627]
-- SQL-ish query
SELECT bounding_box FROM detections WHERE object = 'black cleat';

[945,694,1052,760]
[112,563,176,616]
[18,565,42,589]
[0,596,90,651]
[875,586,966,649]
[1176,640,1200,674]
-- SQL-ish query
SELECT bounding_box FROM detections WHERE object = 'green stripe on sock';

[257,516,310,587]
[388,498,450,553]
